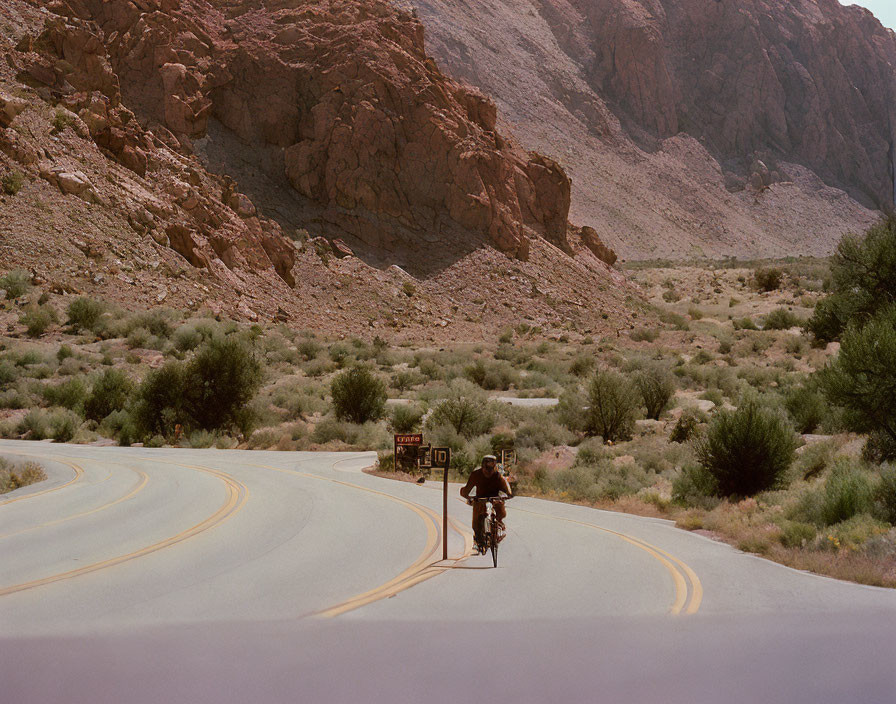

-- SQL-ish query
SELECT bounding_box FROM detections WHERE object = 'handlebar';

[466,495,511,504]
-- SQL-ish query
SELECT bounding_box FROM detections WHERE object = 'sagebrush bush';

[0,269,31,299]
[695,400,797,496]
[754,267,783,292]
[42,377,87,412]
[463,359,516,390]
[389,404,423,433]
[821,306,896,446]
[671,464,720,509]
[635,363,675,420]
[428,395,495,438]
[84,369,133,422]
[877,466,896,524]
[331,366,386,424]
[812,460,877,526]
[584,368,635,442]
[2,170,24,195]
[0,458,46,494]
[784,383,826,434]
[21,304,57,338]
[66,297,106,333]
[763,308,803,330]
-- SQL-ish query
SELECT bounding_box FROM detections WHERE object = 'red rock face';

[565,0,896,209]
[53,0,578,261]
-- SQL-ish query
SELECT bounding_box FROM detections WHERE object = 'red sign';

[394,433,423,445]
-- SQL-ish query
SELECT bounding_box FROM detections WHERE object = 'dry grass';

[0,458,46,494]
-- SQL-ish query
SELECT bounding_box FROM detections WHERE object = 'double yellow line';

[244,459,474,617]
[0,454,84,505]
[515,506,703,615]
[0,457,248,597]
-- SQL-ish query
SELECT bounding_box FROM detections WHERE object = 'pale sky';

[848,1,896,30]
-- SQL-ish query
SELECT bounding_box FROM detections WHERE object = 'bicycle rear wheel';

[489,516,498,567]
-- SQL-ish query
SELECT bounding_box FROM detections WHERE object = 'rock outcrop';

[412,0,891,258]
[46,0,582,261]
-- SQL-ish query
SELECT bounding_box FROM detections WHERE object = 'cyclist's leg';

[494,500,506,529]
[472,502,486,547]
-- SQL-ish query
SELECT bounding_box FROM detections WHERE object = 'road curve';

[1,441,895,703]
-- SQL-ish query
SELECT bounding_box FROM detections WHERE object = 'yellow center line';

[0,470,149,540]
[0,453,84,505]
[243,459,473,617]
[514,506,702,615]
[0,457,249,598]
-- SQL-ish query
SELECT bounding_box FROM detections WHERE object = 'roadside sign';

[394,433,424,472]
[501,449,517,466]
[417,444,433,468]
[432,447,450,469]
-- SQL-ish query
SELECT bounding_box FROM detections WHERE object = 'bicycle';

[468,496,509,567]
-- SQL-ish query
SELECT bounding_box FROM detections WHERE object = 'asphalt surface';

[1,441,895,703]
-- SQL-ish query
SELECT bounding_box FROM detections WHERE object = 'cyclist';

[460,454,512,553]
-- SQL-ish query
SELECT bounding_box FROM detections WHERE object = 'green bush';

[463,359,516,390]
[132,362,186,438]
[733,317,758,331]
[671,464,719,508]
[584,368,636,442]
[862,431,896,465]
[695,400,797,496]
[569,355,595,377]
[817,460,877,526]
[807,217,896,342]
[50,409,79,443]
[2,171,24,195]
[763,308,803,330]
[0,269,31,299]
[428,395,495,438]
[21,304,57,338]
[84,369,133,422]
[182,337,263,434]
[754,267,783,292]
[635,364,675,420]
[330,366,386,424]
[784,384,826,434]
[389,404,423,433]
[877,466,896,524]
[66,297,106,333]
[19,408,50,440]
[820,306,896,446]
[779,521,817,548]
[631,328,659,343]
[42,377,88,412]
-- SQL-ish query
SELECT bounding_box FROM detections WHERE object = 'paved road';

[1,441,895,703]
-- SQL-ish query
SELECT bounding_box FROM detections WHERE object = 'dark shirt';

[460,467,512,499]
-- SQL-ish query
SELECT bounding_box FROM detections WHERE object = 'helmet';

[482,455,497,462]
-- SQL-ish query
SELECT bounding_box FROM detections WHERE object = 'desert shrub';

[784,383,827,434]
[631,328,659,343]
[42,377,88,412]
[126,327,155,350]
[784,336,807,355]
[57,344,74,362]
[187,430,217,449]
[391,369,424,392]
[389,404,423,433]
[820,306,896,445]
[549,460,650,502]
[779,521,817,548]
[584,368,636,442]
[763,308,803,330]
[671,464,720,509]
[660,311,689,330]
[329,342,352,367]
[21,304,57,338]
[428,395,495,438]
[733,317,758,331]
[754,267,783,292]
[862,431,896,465]
[514,418,573,451]
[794,440,837,480]
[0,269,31,299]
[182,337,263,434]
[877,466,896,524]
[809,217,896,343]
[331,366,386,424]
[50,409,79,443]
[127,309,176,339]
[0,361,17,385]
[662,289,681,303]
[66,297,105,333]
[132,362,186,438]
[463,359,516,390]
[556,389,587,433]
[0,459,46,494]
[304,358,335,377]
[695,400,797,496]
[569,355,595,378]
[2,170,24,195]
[635,364,675,420]
[84,369,133,422]
[19,408,50,440]
[815,460,877,526]
[296,338,320,361]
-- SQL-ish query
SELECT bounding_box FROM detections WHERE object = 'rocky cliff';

[412,0,892,258]
[0,0,628,339]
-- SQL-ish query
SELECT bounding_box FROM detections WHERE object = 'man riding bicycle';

[460,455,512,553]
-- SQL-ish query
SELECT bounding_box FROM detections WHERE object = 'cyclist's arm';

[459,473,476,499]
[499,474,513,498]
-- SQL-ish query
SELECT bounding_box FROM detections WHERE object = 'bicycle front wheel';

[489,517,498,567]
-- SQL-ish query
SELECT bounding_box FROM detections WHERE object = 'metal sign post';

[432,447,451,560]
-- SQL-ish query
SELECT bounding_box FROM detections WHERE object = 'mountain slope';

[410,0,891,259]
